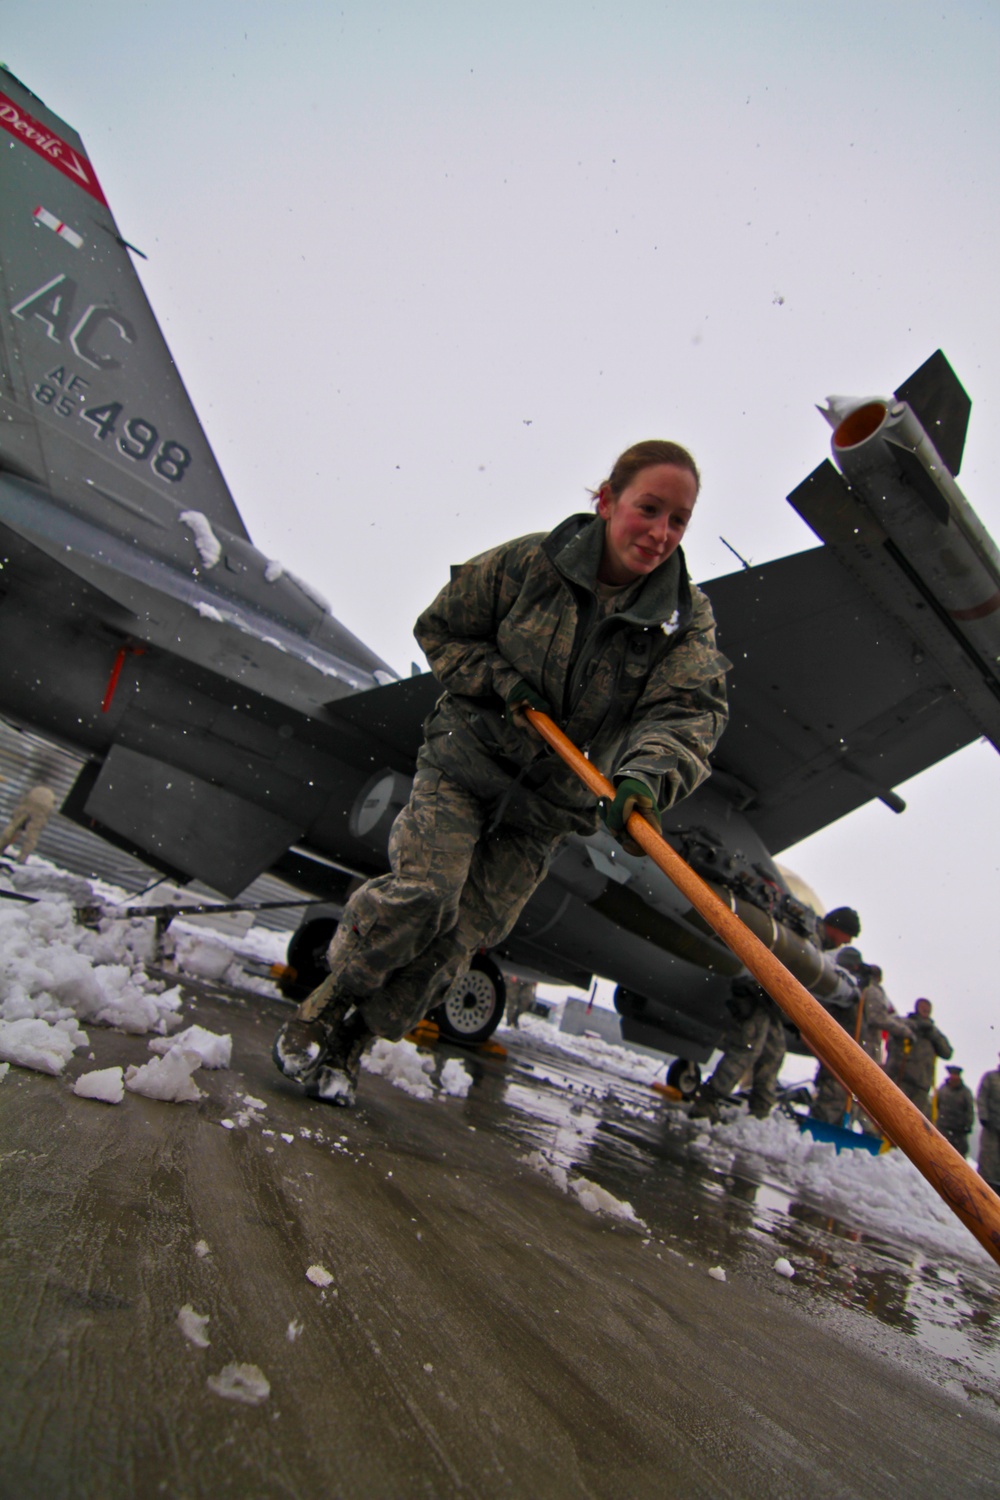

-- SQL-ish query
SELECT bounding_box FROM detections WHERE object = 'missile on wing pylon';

[789,351,1000,754]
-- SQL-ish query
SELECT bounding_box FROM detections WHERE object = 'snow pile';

[179,510,222,568]
[168,931,239,983]
[689,1108,991,1266]
[73,1066,125,1104]
[148,1025,231,1069]
[439,1057,472,1098]
[509,1012,663,1088]
[0,896,183,1045]
[362,1038,435,1098]
[523,1150,646,1227]
[0,1016,79,1075]
[361,1039,473,1102]
[126,1048,204,1103]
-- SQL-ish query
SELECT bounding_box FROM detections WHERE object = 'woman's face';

[597,463,697,585]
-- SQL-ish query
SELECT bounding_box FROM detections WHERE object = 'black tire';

[429,955,506,1046]
[666,1058,702,1098]
[279,917,339,1001]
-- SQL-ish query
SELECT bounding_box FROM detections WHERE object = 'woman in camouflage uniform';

[274,440,730,1103]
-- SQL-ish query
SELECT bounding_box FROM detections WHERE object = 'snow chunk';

[523,1150,645,1226]
[73,1066,124,1104]
[169,931,236,982]
[264,559,284,583]
[306,1264,334,1288]
[180,510,222,568]
[0,1063,8,1083]
[178,1304,211,1348]
[125,1048,203,1103]
[207,1363,269,1405]
[195,601,224,622]
[362,1037,436,1100]
[708,1266,727,1282]
[0,1016,77,1075]
[439,1057,472,1098]
[572,1176,642,1223]
[194,1240,210,1259]
[286,1319,303,1342]
[148,1024,231,1069]
[773,1257,796,1279]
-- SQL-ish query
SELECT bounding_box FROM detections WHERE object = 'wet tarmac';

[2,978,998,1498]
[496,1030,1000,1399]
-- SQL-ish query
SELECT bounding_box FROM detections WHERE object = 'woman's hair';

[594,439,700,502]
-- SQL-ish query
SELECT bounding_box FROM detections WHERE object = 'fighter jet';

[2,67,997,1069]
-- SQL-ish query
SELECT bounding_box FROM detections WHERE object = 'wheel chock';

[476,1039,507,1058]
[406,1020,440,1047]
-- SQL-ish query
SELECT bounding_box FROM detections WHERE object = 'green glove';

[601,776,661,854]
[505,679,552,731]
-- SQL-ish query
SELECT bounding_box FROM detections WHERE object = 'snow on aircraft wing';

[0,68,249,541]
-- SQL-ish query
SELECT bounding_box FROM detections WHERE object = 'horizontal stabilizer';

[893,349,971,478]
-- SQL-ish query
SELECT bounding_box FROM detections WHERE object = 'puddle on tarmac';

[462,1025,1000,1395]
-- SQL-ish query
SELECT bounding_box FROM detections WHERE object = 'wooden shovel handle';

[526,707,1000,1269]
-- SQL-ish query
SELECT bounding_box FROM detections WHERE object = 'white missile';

[829,393,1000,668]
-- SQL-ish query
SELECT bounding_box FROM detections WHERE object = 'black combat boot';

[688,1081,722,1122]
[273,974,372,1105]
[303,1005,372,1106]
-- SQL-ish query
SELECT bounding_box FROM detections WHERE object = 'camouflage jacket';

[885,1013,953,1092]
[414,514,730,835]
[862,982,913,1047]
[935,1081,975,1136]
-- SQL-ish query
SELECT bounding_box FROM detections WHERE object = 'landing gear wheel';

[430,955,506,1046]
[279,918,338,1001]
[666,1058,702,1098]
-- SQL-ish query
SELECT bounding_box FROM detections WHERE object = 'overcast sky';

[5,1,1000,1079]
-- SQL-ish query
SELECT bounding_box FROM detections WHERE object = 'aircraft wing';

[704,537,988,856]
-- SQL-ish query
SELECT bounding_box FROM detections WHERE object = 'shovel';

[525,707,1000,1269]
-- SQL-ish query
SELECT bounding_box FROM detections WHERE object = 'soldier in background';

[935,1065,975,1157]
[816,906,861,952]
[976,1054,1000,1192]
[859,963,914,1064]
[689,977,787,1122]
[885,998,953,1118]
[0,783,56,864]
[809,946,866,1125]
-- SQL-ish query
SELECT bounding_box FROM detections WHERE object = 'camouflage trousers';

[304,766,556,1040]
[811,1064,853,1125]
[709,1003,787,1117]
[812,1062,889,1133]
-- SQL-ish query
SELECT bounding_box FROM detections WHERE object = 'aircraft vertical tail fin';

[0,66,249,540]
